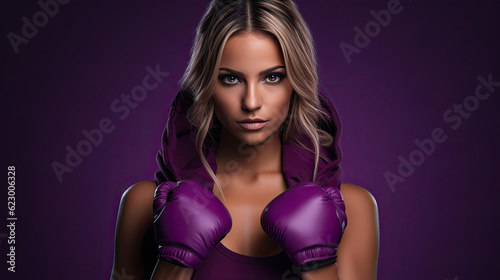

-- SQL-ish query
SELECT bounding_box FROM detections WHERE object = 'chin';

[237,131,276,146]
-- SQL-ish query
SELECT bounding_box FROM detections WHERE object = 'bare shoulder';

[337,183,379,279]
[115,180,157,238]
[112,181,158,279]
[338,182,379,236]
[340,183,378,214]
[120,180,158,207]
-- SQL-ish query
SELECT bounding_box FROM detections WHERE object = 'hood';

[155,89,342,190]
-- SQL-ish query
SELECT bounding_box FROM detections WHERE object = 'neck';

[215,130,282,179]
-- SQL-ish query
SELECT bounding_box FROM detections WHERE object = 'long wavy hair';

[180,0,333,195]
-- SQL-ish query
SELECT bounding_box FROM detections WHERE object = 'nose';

[241,83,262,112]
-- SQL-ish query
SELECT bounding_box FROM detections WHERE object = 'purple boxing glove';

[153,180,232,269]
[261,181,347,271]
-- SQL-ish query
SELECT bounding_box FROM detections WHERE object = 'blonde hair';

[180,0,333,194]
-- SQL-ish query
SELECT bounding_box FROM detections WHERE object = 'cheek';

[277,97,291,123]
[213,92,238,122]
[268,91,292,123]
[212,98,226,122]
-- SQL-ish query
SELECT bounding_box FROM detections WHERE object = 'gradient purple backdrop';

[2,0,499,279]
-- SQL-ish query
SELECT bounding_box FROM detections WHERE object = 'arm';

[300,183,379,280]
[111,181,157,280]
[336,183,380,279]
[300,263,340,280]
[151,261,194,280]
[111,181,193,280]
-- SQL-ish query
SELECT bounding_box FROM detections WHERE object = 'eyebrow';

[219,65,285,77]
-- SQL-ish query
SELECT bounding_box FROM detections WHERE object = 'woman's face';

[212,32,293,146]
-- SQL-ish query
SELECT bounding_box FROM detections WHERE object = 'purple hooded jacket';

[154,89,342,191]
[153,89,343,279]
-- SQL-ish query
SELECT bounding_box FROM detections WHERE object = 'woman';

[111,0,379,279]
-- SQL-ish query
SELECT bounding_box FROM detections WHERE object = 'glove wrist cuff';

[292,246,338,270]
[298,257,338,272]
[158,243,204,269]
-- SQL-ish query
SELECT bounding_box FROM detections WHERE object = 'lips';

[238,118,266,123]
[237,118,268,130]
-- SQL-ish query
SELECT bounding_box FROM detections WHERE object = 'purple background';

[2,0,499,279]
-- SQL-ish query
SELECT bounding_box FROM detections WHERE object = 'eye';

[219,75,240,86]
[264,73,285,84]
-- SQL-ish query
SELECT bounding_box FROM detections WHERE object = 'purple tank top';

[191,242,300,279]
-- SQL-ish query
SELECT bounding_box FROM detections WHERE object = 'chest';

[213,172,287,257]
